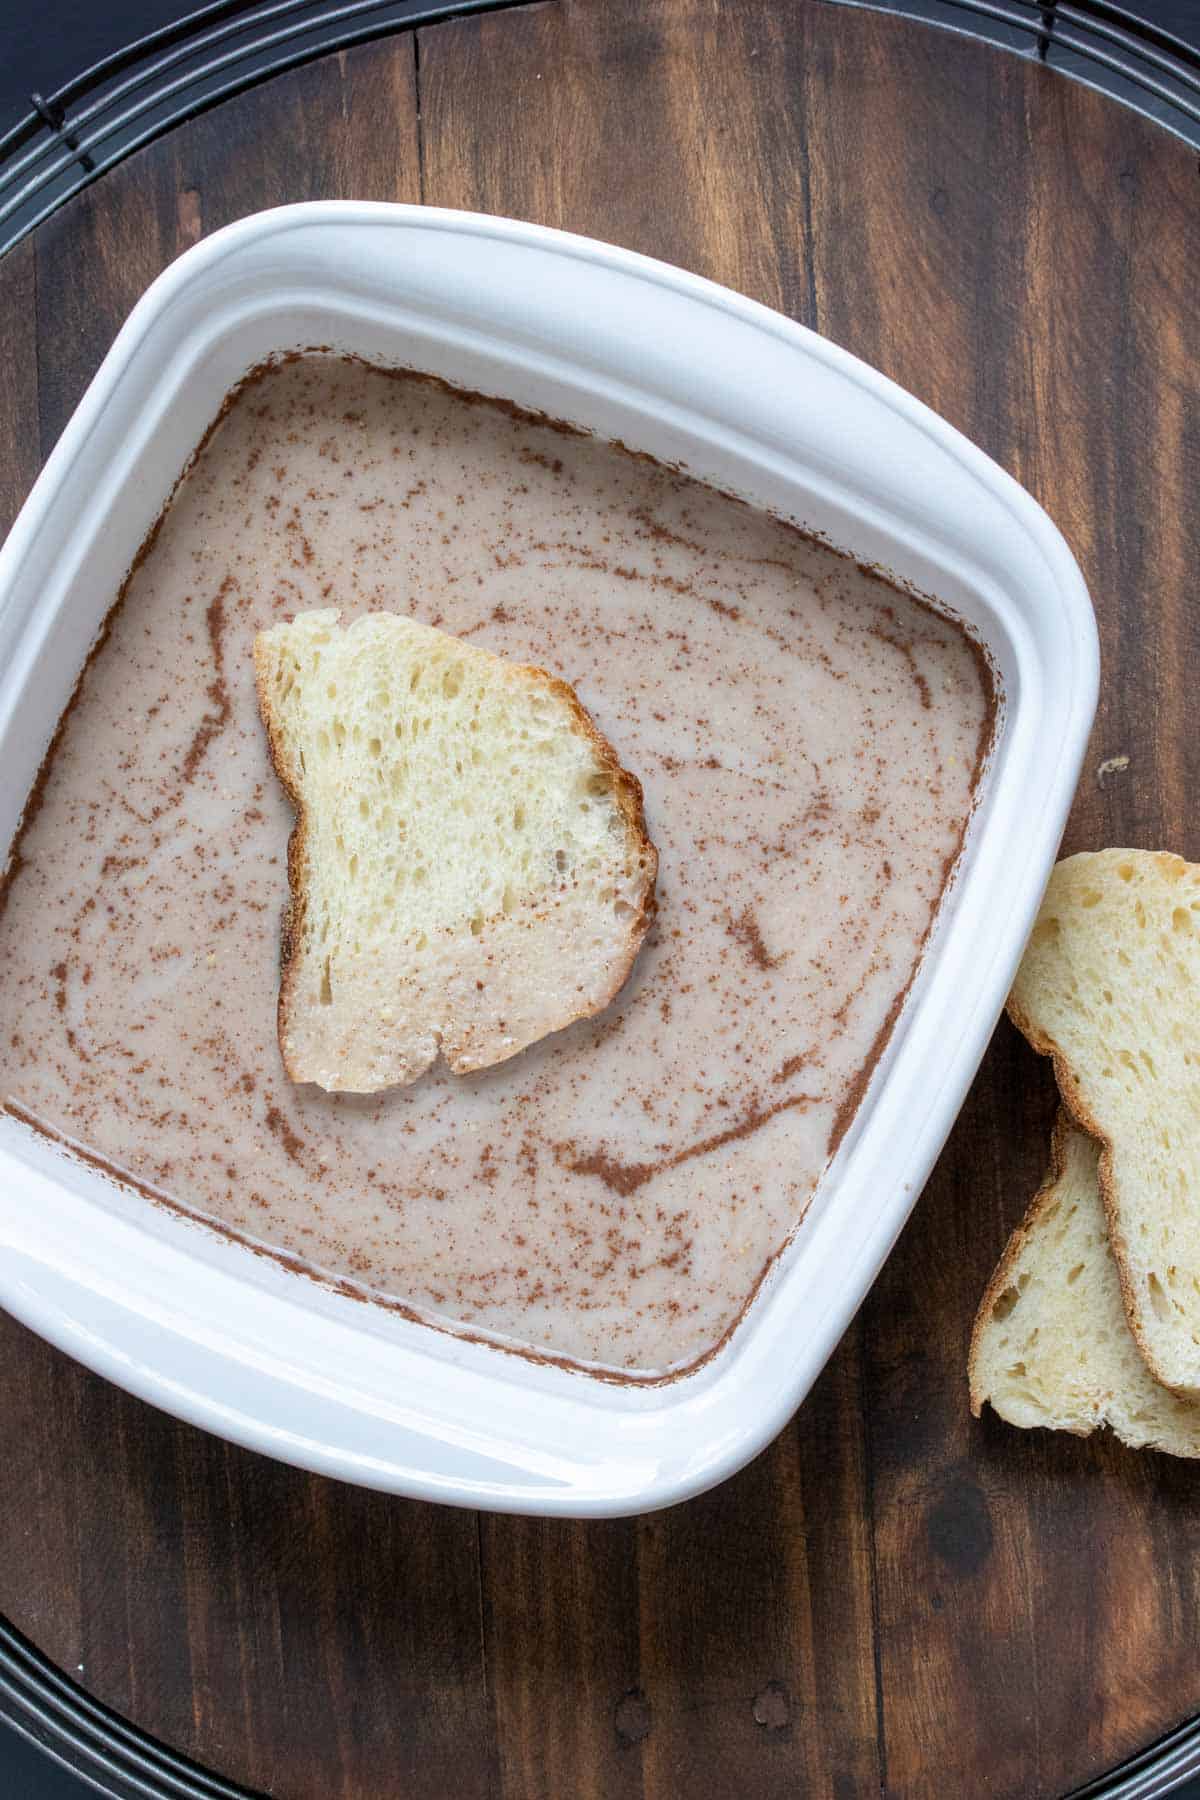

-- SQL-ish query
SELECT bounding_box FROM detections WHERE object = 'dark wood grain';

[0,237,38,538]
[2,2,1199,1796]
[421,10,881,1797]
[796,27,1200,1796]
[2,37,492,1800]
[34,36,424,449]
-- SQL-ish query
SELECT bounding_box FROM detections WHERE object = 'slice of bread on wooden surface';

[970,1113,1200,1458]
[1008,848,1200,1398]
[254,609,657,1094]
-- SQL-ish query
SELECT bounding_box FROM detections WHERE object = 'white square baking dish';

[0,204,1097,1515]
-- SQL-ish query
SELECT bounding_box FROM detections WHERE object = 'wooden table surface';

[1,3,1198,1796]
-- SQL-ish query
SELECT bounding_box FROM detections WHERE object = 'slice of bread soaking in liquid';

[255,610,657,1093]
[969,1114,1200,1458]
[1009,849,1200,1399]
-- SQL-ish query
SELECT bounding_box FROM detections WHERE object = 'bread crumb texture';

[970,1113,1200,1458]
[255,609,657,1092]
[1008,848,1200,1399]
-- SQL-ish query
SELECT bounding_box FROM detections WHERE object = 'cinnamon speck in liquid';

[0,357,993,1377]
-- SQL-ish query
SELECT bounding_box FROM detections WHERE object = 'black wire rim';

[0,1616,257,1798]
[1068,1715,1200,1800]
[2,0,1200,1794]
[0,0,1198,256]
[0,0,531,256]
[3,1602,1200,1800]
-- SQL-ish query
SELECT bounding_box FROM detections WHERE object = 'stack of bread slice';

[969,849,1200,1458]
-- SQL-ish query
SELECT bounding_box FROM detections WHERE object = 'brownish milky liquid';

[0,357,993,1376]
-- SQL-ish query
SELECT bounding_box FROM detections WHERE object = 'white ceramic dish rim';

[0,203,1098,1515]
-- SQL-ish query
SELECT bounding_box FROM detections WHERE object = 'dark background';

[4,1,185,132]
[2,0,1199,1795]
[4,1735,98,1800]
